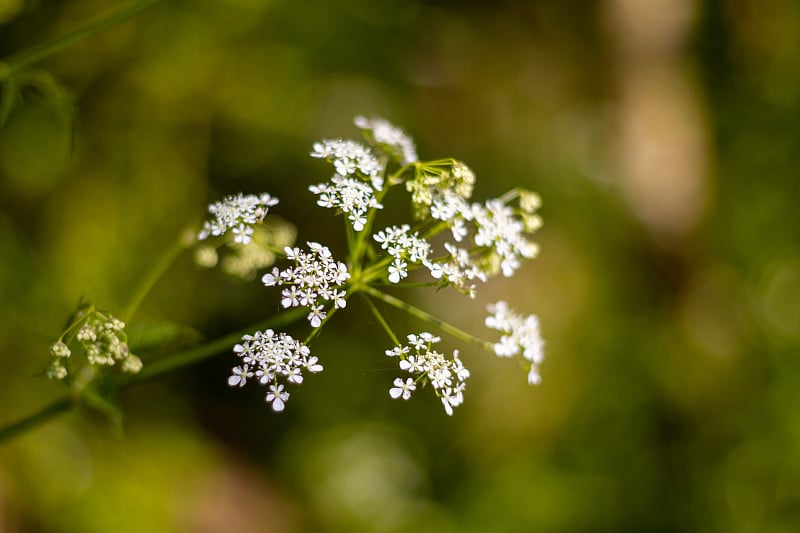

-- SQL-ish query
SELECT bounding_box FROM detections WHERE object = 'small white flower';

[228,365,253,387]
[309,175,383,232]
[230,329,321,413]
[266,384,289,412]
[387,333,469,415]
[198,192,279,242]
[387,259,408,284]
[263,243,350,327]
[485,301,545,384]
[308,305,326,328]
[354,116,418,165]
[50,341,71,358]
[389,377,416,400]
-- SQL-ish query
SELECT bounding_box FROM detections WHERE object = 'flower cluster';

[485,301,545,385]
[355,115,418,165]
[198,192,279,244]
[385,332,470,415]
[195,220,297,281]
[309,175,383,232]
[310,139,383,189]
[47,309,141,381]
[406,160,475,218]
[262,242,350,327]
[360,155,539,295]
[228,329,322,412]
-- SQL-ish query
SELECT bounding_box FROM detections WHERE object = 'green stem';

[0,0,166,83]
[122,232,190,322]
[361,285,494,353]
[349,162,416,275]
[0,397,73,443]
[132,307,306,382]
[360,293,399,345]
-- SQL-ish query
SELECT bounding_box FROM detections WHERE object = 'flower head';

[229,329,322,412]
[485,301,545,385]
[262,242,350,327]
[198,193,279,244]
[386,333,469,415]
[309,175,383,232]
[47,308,140,381]
[354,116,418,165]
[310,139,383,189]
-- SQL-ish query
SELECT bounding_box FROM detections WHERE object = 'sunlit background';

[1,0,800,531]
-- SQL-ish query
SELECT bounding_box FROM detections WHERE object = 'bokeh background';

[1,0,800,531]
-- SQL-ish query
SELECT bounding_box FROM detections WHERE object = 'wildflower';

[386,333,470,415]
[47,308,141,380]
[309,175,383,231]
[310,139,383,189]
[47,360,68,380]
[354,116,418,165]
[50,341,71,358]
[389,377,417,400]
[405,160,475,217]
[198,192,279,244]
[485,301,545,385]
[229,329,321,412]
[473,199,537,278]
[262,242,350,327]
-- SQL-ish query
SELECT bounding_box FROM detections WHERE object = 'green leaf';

[126,320,203,354]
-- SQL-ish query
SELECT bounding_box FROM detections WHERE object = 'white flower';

[198,193,279,242]
[228,365,253,387]
[263,243,350,327]
[354,116,418,165]
[50,341,71,358]
[388,259,408,284]
[266,384,289,412]
[386,332,469,415]
[230,329,321,412]
[485,301,545,384]
[310,175,383,232]
[310,139,383,186]
[308,305,326,328]
[389,377,417,400]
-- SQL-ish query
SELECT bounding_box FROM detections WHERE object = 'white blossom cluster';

[406,161,475,217]
[372,225,485,292]
[228,329,322,412]
[355,115,418,165]
[385,332,470,416]
[309,175,383,231]
[262,242,350,327]
[485,301,545,385]
[310,139,383,189]
[198,193,279,245]
[47,311,141,381]
[473,199,539,277]
[373,189,540,295]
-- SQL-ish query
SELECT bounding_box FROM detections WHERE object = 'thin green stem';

[131,307,307,382]
[349,163,416,275]
[122,232,190,322]
[0,0,165,83]
[360,293,399,345]
[361,285,494,353]
[0,397,73,443]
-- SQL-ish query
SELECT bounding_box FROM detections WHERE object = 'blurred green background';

[1,0,800,531]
